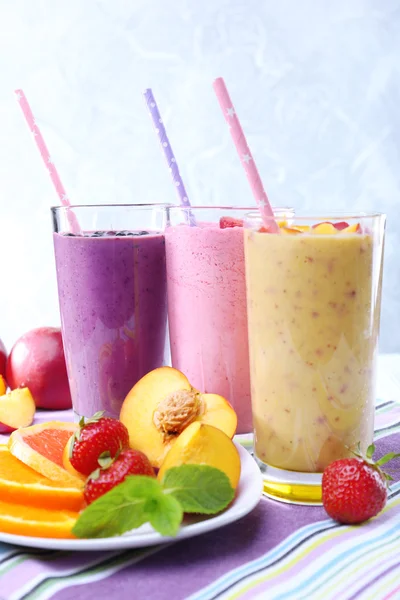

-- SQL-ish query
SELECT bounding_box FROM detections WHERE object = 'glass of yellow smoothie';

[244,213,386,504]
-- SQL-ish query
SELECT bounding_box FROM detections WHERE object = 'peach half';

[0,388,36,434]
[119,367,238,469]
[158,422,241,490]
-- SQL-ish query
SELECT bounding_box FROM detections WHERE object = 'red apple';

[6,327,72,410]
[0,338,6,379]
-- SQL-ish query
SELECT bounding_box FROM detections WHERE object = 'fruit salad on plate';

[0,367,242,540]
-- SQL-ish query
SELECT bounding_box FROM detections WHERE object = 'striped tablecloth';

[1,355,400,600]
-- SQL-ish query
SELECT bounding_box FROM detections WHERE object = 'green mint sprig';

[72,465,235,539]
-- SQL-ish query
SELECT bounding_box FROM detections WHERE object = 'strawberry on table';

[84,449,155,505]
[322,444,400,525]
[69,412,130,476]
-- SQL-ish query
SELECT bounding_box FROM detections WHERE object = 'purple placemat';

[1,400,400,600]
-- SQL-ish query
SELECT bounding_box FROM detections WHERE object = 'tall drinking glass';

[244,212,386,504]
[52,204,168,420]
[165,206,293,439]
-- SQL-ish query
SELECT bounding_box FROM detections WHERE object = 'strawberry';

[69,411,130,476]
[219,217,243,229]
[84,448,155,504]
[322,444,400,524]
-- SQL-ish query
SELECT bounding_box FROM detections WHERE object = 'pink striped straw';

[212,77,279,233]
[14,89,80,233]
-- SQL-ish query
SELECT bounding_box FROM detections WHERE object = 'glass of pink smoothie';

[165,206,293,438]
[52,204,169,420]
[244,212,386,504]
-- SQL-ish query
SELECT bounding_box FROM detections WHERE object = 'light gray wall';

[0,0,399,352]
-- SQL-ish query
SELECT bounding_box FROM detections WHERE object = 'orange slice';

[0,499,79,538]
[8,421,84,487]
[0,445,84,511]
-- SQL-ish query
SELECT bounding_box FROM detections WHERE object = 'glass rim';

[166,205,294,212]
[50,203,172,211]
[244,210,386,221]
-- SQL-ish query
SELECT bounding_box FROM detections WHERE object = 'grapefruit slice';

[8,421,84,487]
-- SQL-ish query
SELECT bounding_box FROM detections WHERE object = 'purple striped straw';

[143,89,196,226]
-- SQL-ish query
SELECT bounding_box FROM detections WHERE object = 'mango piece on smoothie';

[281,226,304,235]
[120,367,237,468]
[259,220,291,233]
[294,225,311,232]
[312,222,339,235]
[157,422,241,490]
[341,223,361,234]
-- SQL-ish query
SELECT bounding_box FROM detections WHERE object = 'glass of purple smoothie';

[165,205,293,441]
[51,204,168,420]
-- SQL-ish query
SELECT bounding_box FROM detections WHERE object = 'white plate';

[0,444,263,551]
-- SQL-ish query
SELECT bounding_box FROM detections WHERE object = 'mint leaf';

[72,465,236,539]
[72,476,161,539]
[147,493,183,537]
[161,465,235,514]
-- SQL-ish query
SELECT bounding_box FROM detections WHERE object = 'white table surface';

[377,353,400,402]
